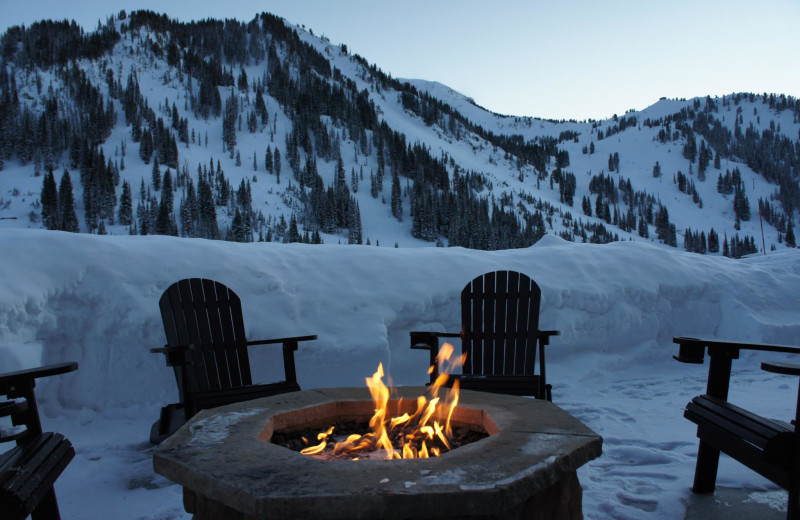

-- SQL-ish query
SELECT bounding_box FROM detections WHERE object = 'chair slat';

[227,287,253,386]
[470,275,484,374]
[482,271,496,375]
[211,280,238,389]
[187,279,217,392]
[495,271,509,376]
[461,282,473,374]
[516,276,533,375]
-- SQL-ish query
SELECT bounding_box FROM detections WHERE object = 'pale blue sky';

[1,0,798,121]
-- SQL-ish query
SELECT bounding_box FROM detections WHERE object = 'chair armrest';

[410,331,460,350]
[762,361,800,376]
[0,362,78,393]
[247,335,318,348]
[538,330,559,346]
[150,344,193,354]
[673,336,800,363]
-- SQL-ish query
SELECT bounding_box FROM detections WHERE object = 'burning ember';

[293,344,470,460]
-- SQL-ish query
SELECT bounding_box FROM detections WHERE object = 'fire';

[300,343,465,460]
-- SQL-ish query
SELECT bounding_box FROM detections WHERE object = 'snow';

[1,228,799,519]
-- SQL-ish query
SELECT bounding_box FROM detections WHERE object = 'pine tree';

[162,169,174,214]
[708,228,719,253]
[152,157,161,191]
[222,89,238,152]
[58,170,79,232]
[786,220,796,248]
[638,216,649,238]
[41,170,59,230]
[391,170,402,221]
[265,146,273,173]
[288,213,301,243]
[274,148,281,184]
[118,180,133,226]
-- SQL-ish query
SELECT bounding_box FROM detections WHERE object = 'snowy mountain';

[0,10,798,255]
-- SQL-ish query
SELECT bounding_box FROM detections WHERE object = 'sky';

[1,0,798,121]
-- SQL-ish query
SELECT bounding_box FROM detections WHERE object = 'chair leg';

[692,439,720,493]
[31,487,61,520]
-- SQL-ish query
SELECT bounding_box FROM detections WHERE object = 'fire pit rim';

[154,387,602,520]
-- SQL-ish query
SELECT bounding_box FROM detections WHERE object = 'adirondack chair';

[674,336,800,519]
[411,271,558,401]
[1,362,78,520]
[150,278,317,444]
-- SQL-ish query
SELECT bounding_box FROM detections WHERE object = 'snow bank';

[2,229,800,519]
[2,229,798,413]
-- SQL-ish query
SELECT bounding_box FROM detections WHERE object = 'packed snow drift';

[1,229,799,519]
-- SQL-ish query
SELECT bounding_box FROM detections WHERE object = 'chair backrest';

[460,271,542,377]
[160,278,254,394]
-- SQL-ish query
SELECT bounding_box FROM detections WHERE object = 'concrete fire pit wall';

[154,387,602,520]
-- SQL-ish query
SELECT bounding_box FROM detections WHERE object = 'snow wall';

[1,229,799,413]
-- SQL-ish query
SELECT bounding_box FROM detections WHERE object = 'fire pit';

[154,386,602,520]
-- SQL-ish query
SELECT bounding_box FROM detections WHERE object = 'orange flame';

[300,344,465,460]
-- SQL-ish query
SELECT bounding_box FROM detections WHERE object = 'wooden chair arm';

[762,361,800,376]
[0,362,78,394]
[674,336,800,401]
[538,330,559,346]
[247,335,318,349]
[150,344,192,354]
[674,336,800,363]
[409,331,461,350]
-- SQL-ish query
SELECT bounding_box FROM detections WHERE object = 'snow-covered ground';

[2,229,799,519]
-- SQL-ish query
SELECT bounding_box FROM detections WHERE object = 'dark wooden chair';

[674,336,800,519]
[150,278,317,444]
[411,271,558,401]
[1,362,78,520]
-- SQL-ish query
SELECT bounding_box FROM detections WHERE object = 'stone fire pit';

[154,387,602,520]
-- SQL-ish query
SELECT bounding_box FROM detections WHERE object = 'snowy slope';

[1,230,800,518]
[0,14,797,257]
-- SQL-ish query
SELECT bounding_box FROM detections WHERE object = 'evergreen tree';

[265,146,273,173]
[227,207,245,242]
[222,89,238,152]
[391,170,402,221]
[288,213,301,243]
[154,196,173,235]
[787,220,796,248]
[274,148,281,184]
[152,157,161,191]
[708,228,719,253]
[733,182,751,221]
[118,180,133,226]
[638,216,649,238]
[58,169,79,232]
[40,170,59,230]
[652,161,661,178]
[162,169,174,214]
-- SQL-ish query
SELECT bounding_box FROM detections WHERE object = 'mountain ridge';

[0,10,797,256]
